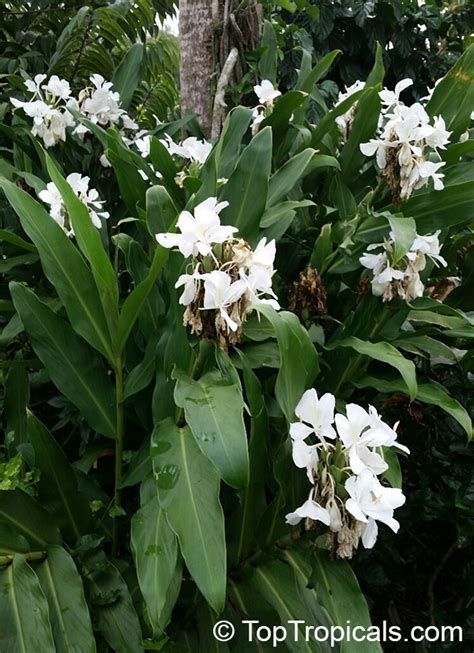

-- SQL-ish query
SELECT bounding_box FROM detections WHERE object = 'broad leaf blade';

[0,556,56,653]
[0,490,62,548]
[152,419,226,613]
[131,496,182,635]
[255,306,320,422]
[173,368,249,489]
[36,546,96,653]
[219,127,272,244]
[27,413,93,542]
[331,336,417,400]
[0,178,113,361]
[11,283,116,438]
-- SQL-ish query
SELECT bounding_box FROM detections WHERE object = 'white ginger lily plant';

[156,197,279,347]
[286,389,409,558]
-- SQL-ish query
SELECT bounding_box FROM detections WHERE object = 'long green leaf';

[330,336,417,400]
[152,419,226,613]
[27,413,93,542]
[112,43,144,110]
[11,283,116,438]
[173,368,249,489]
[131,496,182,635]
[267,148,317,206]
[255,306,320,422]
[355,375,472,439]
[426,43,474,139]
[45,153,119,342]
[310,550,383,653]
[0,178,113,361]
[0,490,62,548]
[0,556,55,653]
[219,127,272,244]
[36,546,96,653]
[214,107,253,179]
[114,244,169,353]
[79,549,144,653]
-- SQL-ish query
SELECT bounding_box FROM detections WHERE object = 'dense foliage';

[0,2,473,652]
[267,0,474,101]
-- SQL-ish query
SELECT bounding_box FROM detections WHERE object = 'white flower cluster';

[360,230,447,302]
[11,73,138,151]
[286,389,409,557]
[156,197,279,347]
[134,132,213,185]
[38,173,109,237]
[251,79,281,135]
[135,133,212,167]
[11,74,76,148]
[360,79,451,202]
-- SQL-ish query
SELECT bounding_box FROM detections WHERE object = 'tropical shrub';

[0,16,473,653]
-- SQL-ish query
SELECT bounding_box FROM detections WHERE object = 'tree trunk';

[179,0,215,138]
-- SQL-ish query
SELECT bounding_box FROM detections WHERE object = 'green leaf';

[381,446,402,489]
[114,244,170,353]
[311,89,366,148]
[173,368,249,489]
[124,337,158,400]
[255,306,319,422]
[106,132,148,217]
[260,200,315,229]
[296,50,341,93]
[310,550,383,653]
[0,490,62,548]
[267,148,317,206]
[4,367,29,449]
[36,545,96,653]
[214,107,253,179]
[0,556,55,653]
[387,215,416,265]
[146,185,178,237]
[229,351,269,563]
[151,419,226,613]
[329,174,357,219]
[131,496,182,635]
[79,549,144,653]
[310,223,333,270]
[399,180,474,233]
[365,42,385,87]
[259,20,278,83]
[260,91,308,141]
[10,283,116,438]
[0,178,114,361]
[0,524,30,555]
[340,88,381,183]
[219,127,272,244]
[27,412,93,542]
[355,376,472,440]
[112,43,144,110]
[247,559,331,653]
[330,336,417,400]
[44,153,119,342]
[426,43,474,140]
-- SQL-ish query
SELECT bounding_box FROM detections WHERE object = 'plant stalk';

[0,551,46,566]
[112,358,125,557]
[175,339,212,426]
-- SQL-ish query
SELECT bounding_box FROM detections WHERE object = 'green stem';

[175,339,212,427]
[112,358,125,558]
[0,551,46,566]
